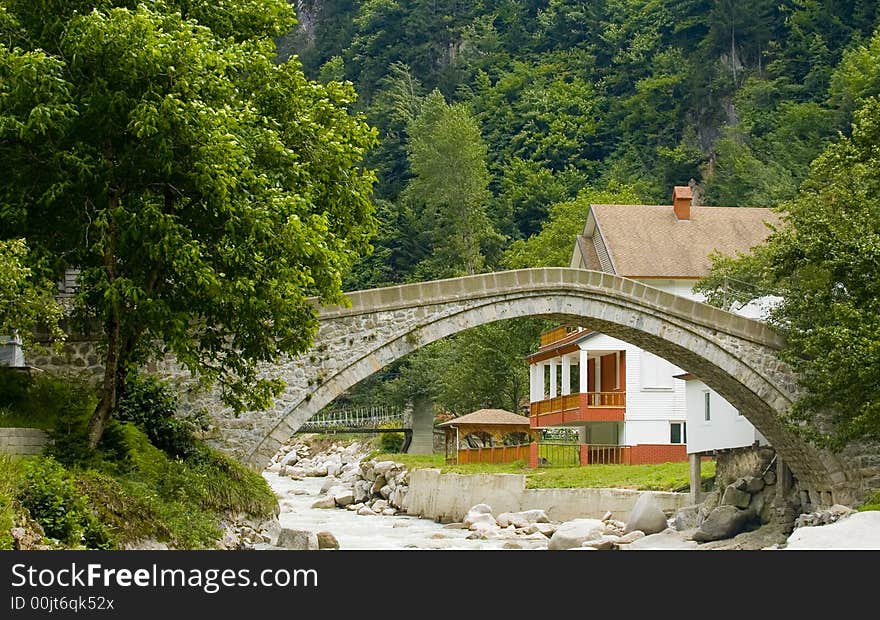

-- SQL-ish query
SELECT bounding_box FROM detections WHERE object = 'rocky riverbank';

[260,439,880,550]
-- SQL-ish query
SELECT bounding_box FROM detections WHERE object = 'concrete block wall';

[0,428,49,456]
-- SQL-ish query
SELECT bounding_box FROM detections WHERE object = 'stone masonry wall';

[0,428,49,456]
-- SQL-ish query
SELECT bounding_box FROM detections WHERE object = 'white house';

[527,327,689,465]
[527,186,780,472]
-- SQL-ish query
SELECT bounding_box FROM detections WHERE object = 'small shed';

[437,409,538,463]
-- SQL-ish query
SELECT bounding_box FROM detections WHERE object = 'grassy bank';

[0,370,276,550]
[366,452,715,492]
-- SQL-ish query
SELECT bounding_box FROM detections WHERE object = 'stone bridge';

[194,268,868,505]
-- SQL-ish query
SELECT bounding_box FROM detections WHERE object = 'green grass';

[367,452,716,492]
[0,455,24,548]
[858,491,880,512]
[0,371,278,550]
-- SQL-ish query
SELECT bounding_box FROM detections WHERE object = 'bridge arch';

[215,268,859,504]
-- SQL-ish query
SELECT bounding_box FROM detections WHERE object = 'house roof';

[575,204,781,279]
[436,408,530,428]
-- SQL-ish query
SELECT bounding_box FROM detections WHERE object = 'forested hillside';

[281,1,880,417]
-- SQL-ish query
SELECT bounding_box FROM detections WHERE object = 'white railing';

[301,405,404,430]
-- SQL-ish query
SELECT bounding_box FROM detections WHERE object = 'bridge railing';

[299,405,405,431]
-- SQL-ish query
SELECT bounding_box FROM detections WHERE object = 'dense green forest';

[282,0,880,419]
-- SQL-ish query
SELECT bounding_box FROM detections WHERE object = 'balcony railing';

[530,392,626,426]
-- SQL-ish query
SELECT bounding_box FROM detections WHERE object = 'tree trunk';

[87,313,120,449]
[87,181,121,449]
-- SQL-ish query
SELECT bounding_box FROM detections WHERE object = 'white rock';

[613,530,646,545]
[320,477,339,494]
[330,487,355,507]
[326,462,342,478]
[379,485,393,499]
[357,506,377,516]
[784,511,880,549]
[373,461,397,477]
[625,493,669,535]
[382,508,397,516]
[527,522,558,538]
[276,529,318,550]
[311,496,336,509]
[548,519,605,550]
[497,510,549,528]
[463,504,494,528]
[581,535,618,550]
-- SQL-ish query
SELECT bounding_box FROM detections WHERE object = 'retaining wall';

[403,468,688,523]
[0,427,49,456]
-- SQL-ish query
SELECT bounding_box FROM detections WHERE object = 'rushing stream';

[264,471,548,550]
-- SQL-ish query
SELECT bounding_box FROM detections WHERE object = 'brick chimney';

[673,186,692,221]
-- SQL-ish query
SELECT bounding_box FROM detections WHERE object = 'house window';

[670,422,686,444]
[704,391,711,422]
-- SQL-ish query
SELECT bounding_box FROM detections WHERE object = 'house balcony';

[529,392,626,428]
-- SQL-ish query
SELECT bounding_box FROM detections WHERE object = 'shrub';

[0,455,23,549]
[115,374,206,459]
[378,420,405,453]
[18,457,109,547]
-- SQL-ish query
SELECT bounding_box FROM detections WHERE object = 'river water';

[264,471,549,550]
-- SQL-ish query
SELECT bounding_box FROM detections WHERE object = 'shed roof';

[436,408,530,428]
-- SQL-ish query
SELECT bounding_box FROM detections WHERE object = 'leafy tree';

[504,184,644,268]
[0,1,377,447]
[697,96,880,447]
[404,91,498,277]
[0,239,64,350]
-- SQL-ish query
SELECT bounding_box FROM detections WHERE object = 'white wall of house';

[621,420,686,446]
[577,334,686,446]
[681,377,766,454]
[636,278,705,302]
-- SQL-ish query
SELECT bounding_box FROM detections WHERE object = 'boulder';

[614,530,646,545]
[463,504,494,528]
[357,506,377,516]
[625,493,669,535]
[379,485,393,499]
[496,510,550,529]
[693,506,753,543]
[698,490,720,522]
[721,485,752,509]
[326,462,342,478]
[581,535,618,550]
[673,505,701,531]
[371,499,389,512]
[785,511,880,550]
[382,508,397,516]
[311,496,337,509]
[371,475,387,495]
[466,513,498,531]
[277,529,318,550]
[282,454,299,467]
[330,487,355,507]
[316,531,339,550]
[373,461,397,477]
[354,480,371,503]
[548,519,605,550]
[619,530,698,550]
[320,477,339,494]
[743,475,765,493]
[532,522,557,538]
